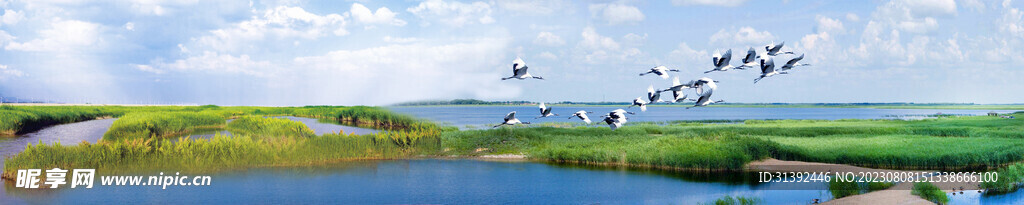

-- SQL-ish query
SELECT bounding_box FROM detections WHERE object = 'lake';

[2,108,1023,204]
[2,159,834,204]
[389,106,1016,127]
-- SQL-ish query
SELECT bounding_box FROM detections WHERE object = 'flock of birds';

[495,41,810,131]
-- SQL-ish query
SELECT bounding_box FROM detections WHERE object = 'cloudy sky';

[0,0,1022,106]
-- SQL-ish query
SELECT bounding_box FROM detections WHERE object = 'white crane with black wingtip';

[629,97,648,112]
[705,49,737,73]
[569,110,594,124]
[754,57,786,84]
[765,41,794,56]
[779,53,810,71]
[493,111,530,128]
[647,85,664,104]
[639,66,680,79]
[535,102,559,119]
[501,57,544,80]
[736,47,760,70]
[686,77,723,109]
[600,109,635,131]
[660,77,694,103]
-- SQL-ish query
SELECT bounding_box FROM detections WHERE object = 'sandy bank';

[746,159,984,205]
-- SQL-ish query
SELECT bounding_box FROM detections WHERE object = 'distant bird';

[647,85,664,104]
[493,111,530,128]
[736,47,759,70]
[501,57,544,80]
[569,110,594,124]
[601,109,634,131]
[779,53,810,71]
[765,41,794,56]
[639,66,680,79]
[754,58,786,84]
[629,97,648,112]
[660,77,695,103]
[705,49,736,73]
[535,102,558,119]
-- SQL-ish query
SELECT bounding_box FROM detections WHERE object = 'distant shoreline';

[390,103,1024,110]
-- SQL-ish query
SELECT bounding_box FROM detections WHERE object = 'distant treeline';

[393,99,535,106]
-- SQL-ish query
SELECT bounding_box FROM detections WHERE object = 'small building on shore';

[988,111,999,116]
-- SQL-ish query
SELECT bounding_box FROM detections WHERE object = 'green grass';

[227,116,314,139]
[911,182,949,204]
[699,195,762,205]
[767,134,1024,170]
[828,180,896,199]
[102,111,226,141]
[981,163,1024,193]
[2,129,440,177]
[443,114,1024,171]
[2,105,441,177]
[443,125,779,170]
[3,105,1023,183]
[0,105,122,135]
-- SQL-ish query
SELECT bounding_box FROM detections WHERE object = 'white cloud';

[815,15,845,34]
[407,0,495,27]
[0,30,13,45]
[962,0,986,12]
[348,3,406,26]
[382,36,420,43]
[846,13,860,22]
[0,64,25,79]
[579,27,619,51]
[134,64,164,74]
[290,39,519,105]
[126,0,200,16]
[575,26,642,64]
[671,0,746,7]
[1,9,24,26]
[493,0,570,15]
[537,51,558,60]
[588,3,644,25]
[903,0,957,17]
[999,1,1024,38]
[871,0,955,34]
[533,31,565,46]
[709,26,775,46]
[5,19,102,52]
[193,6,347,52]
[124,22,135,31]
[665,42,709,67]
[146,51,275,76]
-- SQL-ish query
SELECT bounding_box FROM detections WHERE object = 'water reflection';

[0,118,116,164]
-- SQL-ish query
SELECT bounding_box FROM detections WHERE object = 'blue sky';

[0,0,1022,106]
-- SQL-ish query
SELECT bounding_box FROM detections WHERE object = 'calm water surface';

[182,116,378,140]
[3,109,1024,204]
[390,106,1016,127]
[0,118,116,165]
[2,159,835,204]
